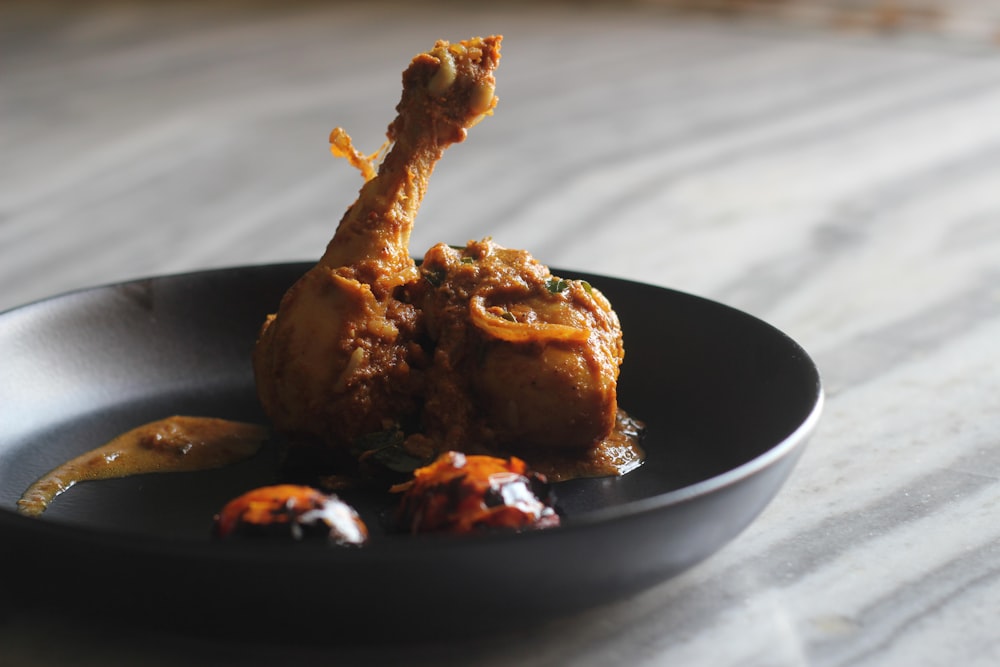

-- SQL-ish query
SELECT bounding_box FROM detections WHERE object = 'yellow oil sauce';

[17,416,268,517]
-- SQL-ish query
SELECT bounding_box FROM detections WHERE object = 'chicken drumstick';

[253,36,502,448]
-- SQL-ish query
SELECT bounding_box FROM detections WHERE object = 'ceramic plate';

[0,263,822,640]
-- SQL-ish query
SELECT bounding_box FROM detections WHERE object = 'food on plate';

[252,36,501,451]
[415,239,622,452]
[213,484,368,545]
[16,416,267,517]
[16,35,643,541]
[253,35,643,480]
[394,451,560,534]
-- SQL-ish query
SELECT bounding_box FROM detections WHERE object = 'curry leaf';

[423,269,445,287]
[545,278,568,294]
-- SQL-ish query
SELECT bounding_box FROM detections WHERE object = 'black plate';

[0,263,821,640]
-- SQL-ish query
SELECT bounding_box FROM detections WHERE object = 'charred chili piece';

[395,451,560,534]
[213,484,368,546]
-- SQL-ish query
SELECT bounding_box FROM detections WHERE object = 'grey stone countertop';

[2,2,999,665]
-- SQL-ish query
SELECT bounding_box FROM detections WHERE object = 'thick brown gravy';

[16,416,267,517]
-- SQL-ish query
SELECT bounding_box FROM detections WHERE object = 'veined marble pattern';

[2,2,999,665]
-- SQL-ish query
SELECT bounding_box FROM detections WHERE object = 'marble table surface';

[2,1,999,665]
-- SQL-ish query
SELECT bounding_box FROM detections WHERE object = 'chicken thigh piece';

[253,37,502,449]
[415,238,625,452]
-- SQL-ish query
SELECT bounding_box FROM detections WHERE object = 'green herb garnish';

[351,426,425,473]
[423,269,445,287]
[545,277,569,294]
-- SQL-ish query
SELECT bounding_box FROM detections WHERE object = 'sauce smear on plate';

[17,416,267,517]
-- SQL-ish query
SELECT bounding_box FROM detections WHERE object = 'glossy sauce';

[17,416,268,517]
[510,410,645,482]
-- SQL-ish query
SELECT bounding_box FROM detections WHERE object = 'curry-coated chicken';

[253,36,502,447]
[253,36,637,477]
[415,239,624,451]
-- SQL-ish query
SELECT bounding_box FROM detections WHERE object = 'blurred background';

[3,1,999,317]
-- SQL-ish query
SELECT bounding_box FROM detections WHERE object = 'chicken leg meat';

[254,36,640,479]
[253,36,502,448]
